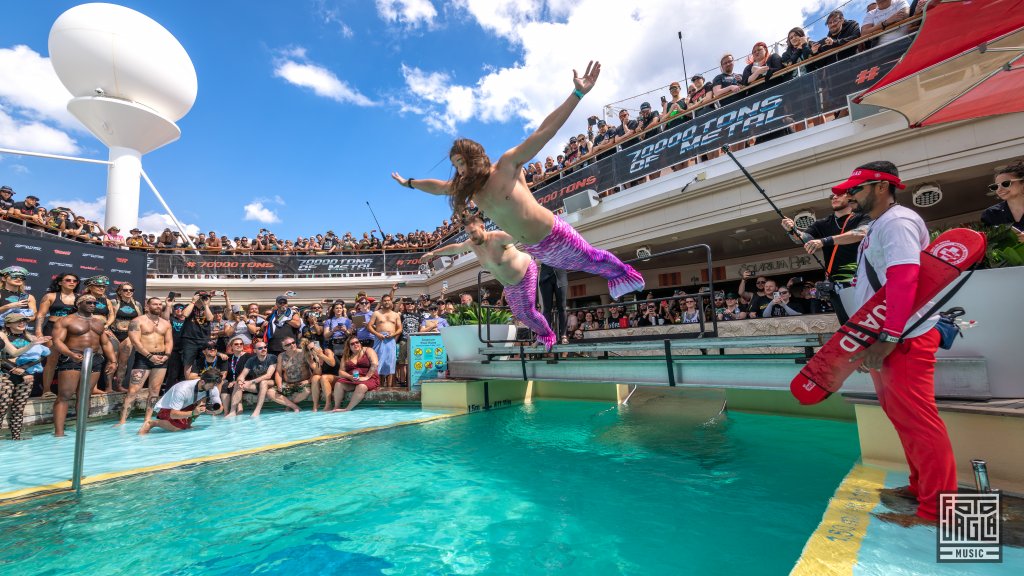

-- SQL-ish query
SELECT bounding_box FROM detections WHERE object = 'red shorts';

[157,408,192,430]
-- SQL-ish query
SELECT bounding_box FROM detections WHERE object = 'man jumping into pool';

[392,60,644,301]
[423,211,557,350]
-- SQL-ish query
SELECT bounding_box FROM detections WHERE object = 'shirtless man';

[271,337,307,411]
[423,212,556,349]
[393,60,644,301]
[368,295,401,387]
[117,297,173,425]
[51,294,117,436]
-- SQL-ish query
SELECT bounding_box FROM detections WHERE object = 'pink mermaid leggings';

[523,217,645,300]
[503,260,557,350]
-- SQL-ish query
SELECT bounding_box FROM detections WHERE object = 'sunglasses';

[8,274,26,280]
[63,278,79,283]
[9,319,27,324]
[843,181,880,196]
[81,300,97,305]
[283,341,296,347]
[349,341,361,346]
[755,280,766,285]
[988,178,1023,192]
[120,288,134,292]
[778,291,790,295]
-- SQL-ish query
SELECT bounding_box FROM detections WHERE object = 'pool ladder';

[70,348,93,493]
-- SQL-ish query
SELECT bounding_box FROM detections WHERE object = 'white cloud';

[138,212,201,237]
[47,196,105,221]
[0,106,80,155]
[9,164,28,174]
[315,0,356,38]
[395,0,833,157]
[273,50,375,106]
[243,201,281,224]
[376,0,438,28]
[0,45,81,155]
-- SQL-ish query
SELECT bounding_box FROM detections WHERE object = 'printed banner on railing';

[147,252,427,276]
[0,223,148,299]
[530,37,913,211]
[408,333,446,387]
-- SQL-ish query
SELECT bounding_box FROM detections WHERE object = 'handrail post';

[71,348,94,493]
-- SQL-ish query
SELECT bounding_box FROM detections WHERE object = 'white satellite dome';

[48,2,198,121]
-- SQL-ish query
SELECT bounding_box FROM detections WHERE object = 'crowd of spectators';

[525,1,923,191]
[0,185,458,255]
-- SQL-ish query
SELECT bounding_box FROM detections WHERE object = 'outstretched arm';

[503,61,601,168]
[423,240,471,259]
[392,172,451,196]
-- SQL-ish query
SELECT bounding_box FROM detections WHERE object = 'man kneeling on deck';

[139,368,224,434]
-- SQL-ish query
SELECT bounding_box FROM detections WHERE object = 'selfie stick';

[721,146,828,273]
[366,201,389,274]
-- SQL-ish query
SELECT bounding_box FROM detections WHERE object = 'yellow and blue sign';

[409,334,446,387]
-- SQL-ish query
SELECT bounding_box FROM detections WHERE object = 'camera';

[167,291,181,299]
[207,402,221,412]
[814,280,835,301]
[587,115,599,126]
[197,291,211,300]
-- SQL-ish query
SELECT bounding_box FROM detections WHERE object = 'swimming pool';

[0,400,859,574]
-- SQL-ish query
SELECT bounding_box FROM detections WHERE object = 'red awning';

[857,0,1024,127]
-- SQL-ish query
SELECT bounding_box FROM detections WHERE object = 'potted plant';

[439,304,518,362]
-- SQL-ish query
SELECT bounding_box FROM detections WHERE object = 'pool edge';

[790,463,885,576]
[0,411,464,504]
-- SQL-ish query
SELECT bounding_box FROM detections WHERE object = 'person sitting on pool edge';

[139,368,224,434]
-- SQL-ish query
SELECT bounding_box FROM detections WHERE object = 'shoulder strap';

[862,257,883,291]
[901,265,978,339]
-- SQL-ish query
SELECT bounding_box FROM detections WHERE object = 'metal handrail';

[70,348,94,493]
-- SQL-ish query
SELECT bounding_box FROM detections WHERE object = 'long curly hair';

[448,138,491,215]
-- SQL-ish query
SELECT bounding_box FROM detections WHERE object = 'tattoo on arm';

[128,319,140,332]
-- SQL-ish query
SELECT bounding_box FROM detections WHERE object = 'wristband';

[406,178,415,189]
[572,89,584,100]
[820,236,835,249]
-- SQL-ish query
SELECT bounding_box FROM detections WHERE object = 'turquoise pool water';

[0,400,859,575]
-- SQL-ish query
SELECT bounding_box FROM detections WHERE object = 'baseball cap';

[1,266,28,277]
[173,303,186,311]
[200,368,222,383]
[2,312,30,324]
[726,292,739,299]
[0,186,12,194]
[597,119,606,127]
[276,295,288,304]
[640,101,652,111]
[831,166,906,194]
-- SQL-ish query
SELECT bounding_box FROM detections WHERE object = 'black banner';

[147,251,427,277]
[531,37,913,210]
[0,223,148,299]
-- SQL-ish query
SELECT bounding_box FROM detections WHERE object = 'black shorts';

[111,329,129,342]
[131,354,167,371]
[57,353,105,373]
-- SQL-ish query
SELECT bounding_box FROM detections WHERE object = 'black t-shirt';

[638,111,660,139]
[224,353,252,382]
[190,355,226,377]
[804,212,870,274]
[267,321,298,354]
[0,196,13,210]
[181,315,213,343]
[711,72,744,105]
[980,201,1024,230]
[614,120,640,150]
[401,312,422,341]
[243,354,277,379]
[746,294,773,317]
[12,201,41,214]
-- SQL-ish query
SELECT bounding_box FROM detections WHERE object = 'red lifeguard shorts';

[157,408,192,430]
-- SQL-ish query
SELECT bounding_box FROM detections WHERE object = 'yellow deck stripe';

[790,464,886,576]
[0,412,463,504]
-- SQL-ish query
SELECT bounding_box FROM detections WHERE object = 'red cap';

[831,168,906,195]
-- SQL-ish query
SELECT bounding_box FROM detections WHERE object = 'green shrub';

[444,304,514,326]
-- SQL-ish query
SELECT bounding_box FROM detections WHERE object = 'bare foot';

[90,387,103,395]
[290,407,300,413]
[138,421,152,435]
[115,421,126,427]
[250,412,261,419]
[312,406,319,413]
[113,387,128,394]
[224,412,236,418]
[54,432,65,437]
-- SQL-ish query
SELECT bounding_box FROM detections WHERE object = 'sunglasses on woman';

[989,178,1022,192]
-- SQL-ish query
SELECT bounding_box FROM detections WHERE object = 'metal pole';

[71,348,94,493]
[140,169,198,252]
[677,31,689,84]
[0,147,112,166]
[366,201,388,275]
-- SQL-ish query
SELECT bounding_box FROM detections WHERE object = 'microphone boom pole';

[721,146,829,274]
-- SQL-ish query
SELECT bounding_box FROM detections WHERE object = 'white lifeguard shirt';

[154,379,222,411]
[853,204,938,339]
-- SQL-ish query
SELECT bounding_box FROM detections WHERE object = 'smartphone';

[167,291,181,299]
[212,290,224,297]
[397,281,407,287]
[773,291,780,299]
[442,280,449,291]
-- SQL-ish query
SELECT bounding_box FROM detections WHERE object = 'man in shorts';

[139,368,223,434]
[226,341,277,418]
[118,297,173,425]
[51,294,117,436]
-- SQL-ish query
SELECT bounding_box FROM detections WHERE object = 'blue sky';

[1,0,871,240]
